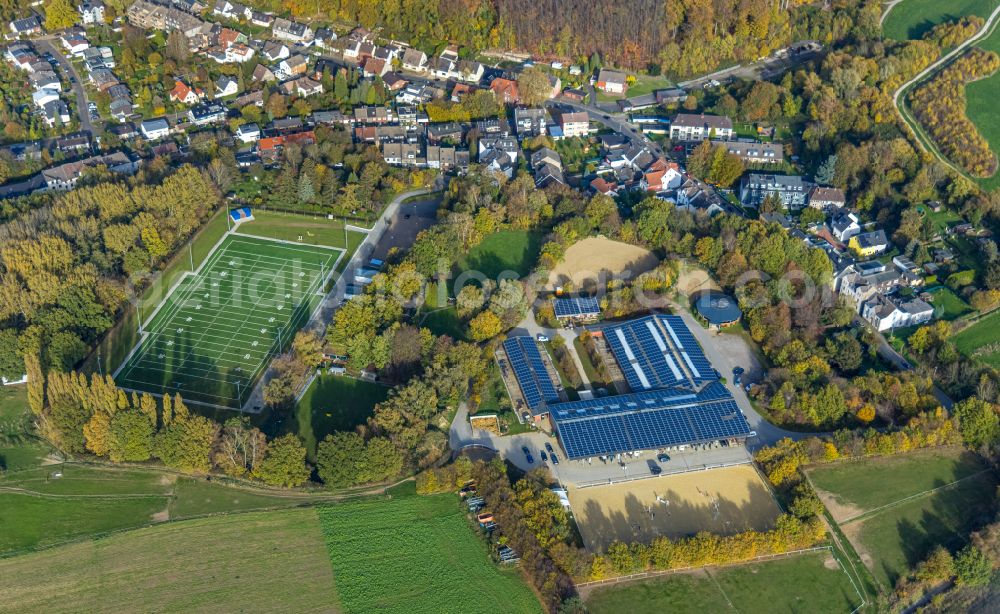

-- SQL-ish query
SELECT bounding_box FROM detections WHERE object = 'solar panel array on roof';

[554,296,601,318]
[502,336,560,411]
[552,382,751,459]
[602,315,717,391]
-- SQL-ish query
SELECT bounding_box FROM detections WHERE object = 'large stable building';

[502,314,754,460]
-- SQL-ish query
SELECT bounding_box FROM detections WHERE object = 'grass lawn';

[586,551,861,614]
[0,462,343,555]
[882,0,998,41]
[318,492,542,614]
[420,307,466,340]
[456,230,542,280]
[0,385,47,472]
[235,209,367,252]
[626,74,675,98]
[294,375,390,461]
[807,448,987,514]
[0,508,339,612]
[809,449,999,589]
[953,309,1000,367]
[925,286,973,320]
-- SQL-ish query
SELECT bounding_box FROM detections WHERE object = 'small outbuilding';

[695,292,742,329]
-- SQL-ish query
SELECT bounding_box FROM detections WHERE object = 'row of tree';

[910,48,1000,178]
[36,370,312,486]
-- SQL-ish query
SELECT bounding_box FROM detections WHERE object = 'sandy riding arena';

[567,464,782,552]
[547,237,659,291]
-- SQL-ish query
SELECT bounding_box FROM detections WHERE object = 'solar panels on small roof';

[502,336,560,412]
[553,296,600,318]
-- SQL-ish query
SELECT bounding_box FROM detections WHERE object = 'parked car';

[545,442,554,454]
[647,460,662,475]
[536,334,550,342]
[657,453,670,463]
[521,445,533,464]
[540,451,548,462]
[550,454,559,464]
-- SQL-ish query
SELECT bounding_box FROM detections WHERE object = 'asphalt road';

[544,99,666,158]
[36,38,95,135]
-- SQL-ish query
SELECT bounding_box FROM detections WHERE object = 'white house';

[861,294,934,331]
[559,111,589,138]
[140,118,170,140]
[61,33,90,56]
[32,88,60,109]
[670,113,734,141]
[78,1,105,25]
[224,44,254,63]
[829,212,861,242]
[261,41,288,62]
[401,48,427,72]
[8,16,42,39]
[235,122,260,143]
[595,68,627,94]
[272,17,313,42]
[215,75,238,97]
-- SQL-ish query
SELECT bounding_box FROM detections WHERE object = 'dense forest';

[246,0,881,75]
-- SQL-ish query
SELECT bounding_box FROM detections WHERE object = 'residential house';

[401,48,427,72]
[235,122,260,143]
[279,54,307,77]
[270,117,303,133]
[29,71,61,91]
[456,60,484,83]
[739,173,812,209]
[56,133,91,155]
[79,1,106,25]
[490,77,519,104]
[849,230,890,258]
[108,97,133,121]
[380,142,420,166]
[362,56,388,78]
[430,56,455,80]
[829,211,861,242]
[215,75,238,97]
[32,88,60,109]
[354,106,394,124]
[107,123,138,140]
[224,43,254,63]
[311,109,349,125]
[383,72,407,91]
[231,89,263,108]
[126,0,205,38]
[655,88,688,105]
[41,151,140,190]
[261,41,289,62]
[559,111,589,137]
[590,176,618,196]
[282,76,323,97]
[40,100,70,126]
[530,147,564,188]
[426,122,465,143]
[212,0,245,20]
[514,107,547,138]
[61,32,90,57]
[809,186,846,209]
[475,118,511,137]
[715,140,783,164]
[671,177,727,216]
[251,64,275,83]
[670,113,733,141]
[840,266,901,306]
[479,136,519,178]
[861,294,934,331]
[249,10,272,27]
[641,159,683,192]
[169,80,204,104]
[426,145,468,172]
[313,27,336,49]
[272,17,313,43]
[187,102,226,125]
[257,130,315,158]
[595,69,627,94]
[8,16,42,39]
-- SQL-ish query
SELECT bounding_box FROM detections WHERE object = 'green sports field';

[116,234,342,409]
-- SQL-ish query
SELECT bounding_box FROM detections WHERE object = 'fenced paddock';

[115,234,342,409]
[568,464,782,552]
